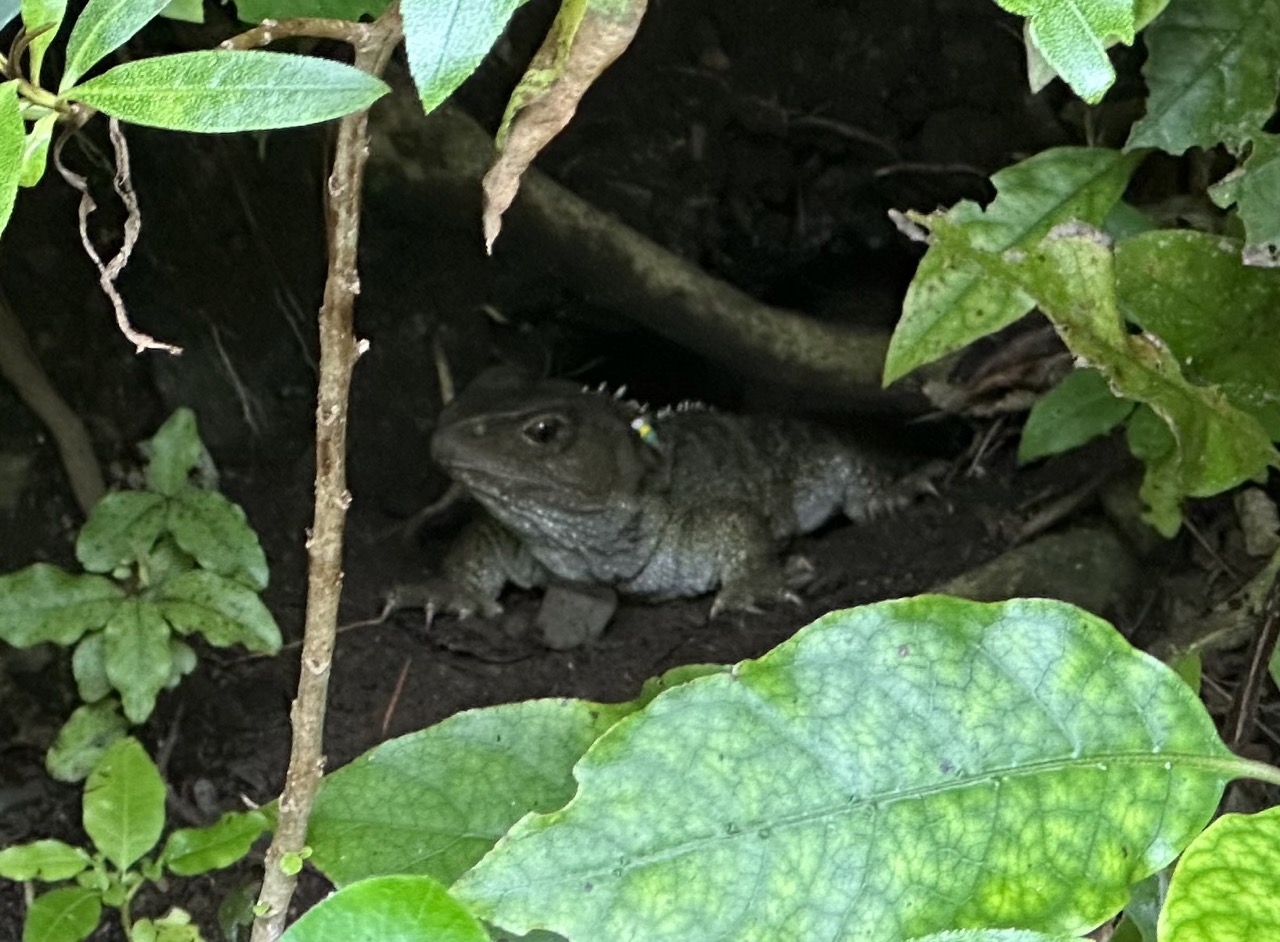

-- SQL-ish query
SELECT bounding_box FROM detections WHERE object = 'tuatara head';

[430,372,661,525]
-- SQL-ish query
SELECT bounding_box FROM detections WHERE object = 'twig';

[380,657,412,738]
[219,17,370,49]
[53,115,183,355]
[248,6,402,941]
[1228,567,1280,751]
[0,286,106,514]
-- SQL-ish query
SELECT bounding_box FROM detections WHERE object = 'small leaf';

[144,408,205,497]
[160,0,204,22]
[885,147,1144,383]
[63,51,389,133]
[152,569,281,652]
[103,601,174,723]
[22,886,102,942]
[1159,806,1280,940]
[60,0,173,90]
[997,0,1135,103]
[0,564,124,647]
[403,0,528,114]
[482,0,647,249]
[455,597,1247,941]
[76,491,167,573]
[21,0,68,85]
[72,632,112,703]
[45,701,130,783]
[0,81,22,235]
[0,840,91,881]
[1126,0,1280,154]
[0,0,18,29]
[909,933,1086,942]
[161,810,269,876]
[83,737,166,870]
[166,488,268,590]
[309,698,631,887]
[278,876,489,942]
[1209,133,1280,268]
[1019,368,1135,462]
[166,638,197,689]
[20,112,57,188]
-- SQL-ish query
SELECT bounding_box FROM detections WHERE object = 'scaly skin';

[427,372,912,618]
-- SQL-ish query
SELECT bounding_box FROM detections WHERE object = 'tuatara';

[419,371,920,620]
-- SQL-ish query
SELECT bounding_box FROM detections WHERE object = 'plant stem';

[247,6,402,941]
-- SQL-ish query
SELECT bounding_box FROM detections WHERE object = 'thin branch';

[219,17,372,50]
[248,5,403,940]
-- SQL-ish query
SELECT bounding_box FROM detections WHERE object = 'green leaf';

[908,934,1085,942]
[145,408,205,497]
[22,886,102,942]
[885,147,1144,383]
[63,51,390,132]
[1115,230,1280,438]
[278,875,489,942]
[1019,368,1136,462]
[160,0,203,22]
[0,564,124,647]
[152,569,281,652]
[1159,806,1280,940]
[166,488,268,590]
[103,601,174,723]
[1119,870,1165,942]
[0,0,18,29]
[60,0,173,90]
[455,597,1246,941]
[1209,133,1280,267]
[166,638,197,689]
[232,0,385,19]
[83,737,166,870]
[45,700,130,783]
[906,216,1278,534]
[76,491,167,573]
[403,0,529,114]
[72,632,112,702]
[21,0,68,85]
[1126,0,1280,154]
[20,112,57,188]
[0,81,23,235]
[132,909,204,942]
[0,840,91,881]
[161,810,269,876]
[309,699,632,887]
[997,0,1135,103]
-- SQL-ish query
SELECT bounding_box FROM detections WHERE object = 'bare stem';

[248,5,402,940]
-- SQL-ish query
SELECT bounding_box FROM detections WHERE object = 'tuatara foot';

[385,577,504,625]
[709,572,802,620]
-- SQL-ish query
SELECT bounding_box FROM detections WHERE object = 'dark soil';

[0,0,1271,939]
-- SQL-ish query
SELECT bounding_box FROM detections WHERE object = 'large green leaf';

[278,876,490,942]
[76,491,167,573]
[402,0,529,113]
[456,597,1251,941]
[0,840,91,881]
[1116,230,1280,437]
[22,886,102,942]
[1209,132,1280,267]
[103,601,174,723]
[0,564,124,647]
[1126,0,1280,153]
[996,0,1135,103]
[905,216,1278,533]
[82,737,166,870]
[151,569,281,652]
[233,0,385,19]
[60,0,172,90]
[885,147,1143,383]
[166,488,268,590]
[62,51,389,132]
[1019,367,1135,462]
[1158,806,1280,940]
[0,81,23,236]
[309,699,633,887]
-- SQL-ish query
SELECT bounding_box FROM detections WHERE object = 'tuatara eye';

[522,415,566,445]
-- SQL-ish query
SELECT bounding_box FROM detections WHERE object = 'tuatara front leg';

[391,514,548,621]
